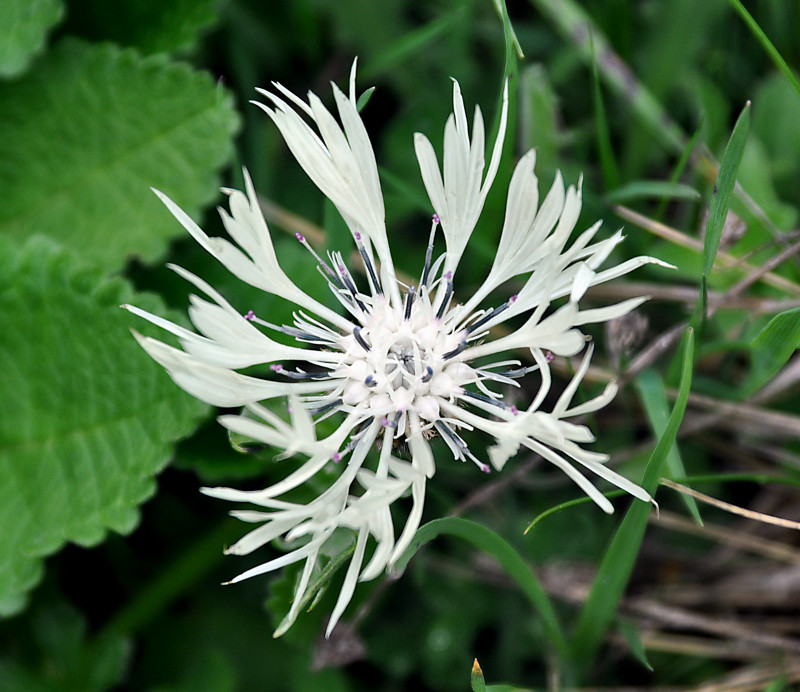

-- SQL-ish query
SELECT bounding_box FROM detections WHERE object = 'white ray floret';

[126,64,666,637]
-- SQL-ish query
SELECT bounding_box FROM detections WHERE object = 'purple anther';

[332,452,342,463]
[479,463,491,474]
[269,364,283,372]
[381,416,390,427]
[338,264,347,274]
[432,213,440,224]
[510,405,519,416]
[354,232,362,241]
[295,232,304,242]
[510,294,518,303]
[244,310,256,321]
[444,271,452,280]
[545,351,555,362]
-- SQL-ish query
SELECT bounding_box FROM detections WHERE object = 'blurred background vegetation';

[1,0,800,690]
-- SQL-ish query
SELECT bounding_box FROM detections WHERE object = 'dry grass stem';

[661,479,800,531]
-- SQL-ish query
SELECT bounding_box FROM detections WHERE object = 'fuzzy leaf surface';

[0,237,207,614]
[0,40,238,271]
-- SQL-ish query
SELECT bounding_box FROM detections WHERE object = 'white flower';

[124,62,668,636]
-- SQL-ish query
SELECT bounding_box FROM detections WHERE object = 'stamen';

[443,338,467,360]
[504,365,540,379]
[269,364,332,380]
[339,264,368,312]
[421,366,434,383]
[465,295,517,335]
[460,389,508,410]
[364,375,377,388]
[435,273,454,320]
[404,286,416,320]
[353,326,371,352]
[545,351,555,362]
[244,310,256,321]
[308,398,342,416]
[279,324,333,344]
[354,232,383,296]
[420,216,439,289]
[296,232,344,289]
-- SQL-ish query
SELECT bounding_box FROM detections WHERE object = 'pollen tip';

[444,271,452,280]
[244,310,256,321]
[511,405,519,416]
[510,294,518,303]
[480,463,491,474]
[354,231,362,241]
[333,452,342,463]
[545,351,555,362]
[381,416,390,427]
[295,232,304,241]
[432,213,440,224]
[270,364,283,372]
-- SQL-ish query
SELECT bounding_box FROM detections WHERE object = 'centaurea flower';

[125,62,668,636]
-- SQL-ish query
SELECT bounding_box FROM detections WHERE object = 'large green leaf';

[0,237,207,615]
[0,40,238,272]
[0,0,64,78]
[64,0,220,56]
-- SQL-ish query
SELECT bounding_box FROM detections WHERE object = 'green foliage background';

[1,0,799,690]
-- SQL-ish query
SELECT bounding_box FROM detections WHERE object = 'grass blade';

[393,517,569,659]
[635,369,702,525]
[571,328,695,675]
[728,0,800,99]
[695,102,751,326]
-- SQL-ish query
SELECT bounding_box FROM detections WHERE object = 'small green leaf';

[696,102,750,325]
[605,181,702,204]
[744,306,800,396]
[0,0,64,78]
[0,40,239,272]
[0,237,207,614]
[618,619,653,672]
[471,659,487,692]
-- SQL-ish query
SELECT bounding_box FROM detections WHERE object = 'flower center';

[339,293,472,425]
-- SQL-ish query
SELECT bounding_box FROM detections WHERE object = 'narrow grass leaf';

[694,102,750,326]
[618,619,653,671]
[606,181,701,205]
[744,306,800,396]
[728,0,800,99]
[571,329,694,673]
[524,491,627,534]
[635,369,702,525]
[393,517,568,659]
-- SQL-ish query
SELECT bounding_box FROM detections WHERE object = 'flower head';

[125,62,667,636]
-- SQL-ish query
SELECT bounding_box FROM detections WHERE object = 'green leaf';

[0,237,207,615]
[695,102,750,325]
[744,306,800,396]
[635,369,702,525]
[471,659,487,692]
[571,329,694,675]
[605,181,702,204]
[0,40,239,272]
[0,0,64,78]
[393,517,569,661]
[0,601,130,692]
[64,0,220,56]
[617,619,653,672]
